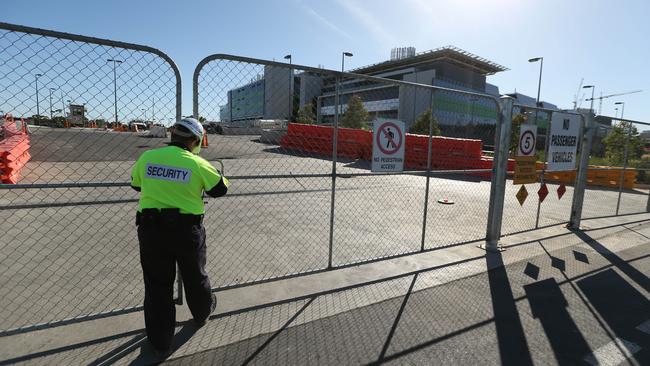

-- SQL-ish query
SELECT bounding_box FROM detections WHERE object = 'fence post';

[327,76,340,269]
[569,112,595,230]
[615,121,633,215]
[420,90,436,251]
[484,96,513,251]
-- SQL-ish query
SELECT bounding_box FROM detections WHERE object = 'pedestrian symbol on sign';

[385,128,396,149]
[372,119,405,172]
[376,122,403,155]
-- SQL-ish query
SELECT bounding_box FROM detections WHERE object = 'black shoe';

[194,293,217,327]
[152,346,172,359]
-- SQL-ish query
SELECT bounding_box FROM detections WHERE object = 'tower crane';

[586,90,642,115]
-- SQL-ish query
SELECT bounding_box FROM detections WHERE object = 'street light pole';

[342,52,353,73]
[35,74,43,122]
[107,59,123,125]
[49,87,57,119]
[341,52,353,120]
[60,90,66,118]
[615,101,625,121]
[528,57,543,124]
[583,85,595,113]
[529,57,546,229]
[284,54,292,121]
[615,101,628,215]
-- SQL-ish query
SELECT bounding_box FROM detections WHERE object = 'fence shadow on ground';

[4,219,650,365]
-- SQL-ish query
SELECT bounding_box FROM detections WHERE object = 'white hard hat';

[173,118,204,139]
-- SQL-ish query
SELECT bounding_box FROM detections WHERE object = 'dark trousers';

[137,221,212,350]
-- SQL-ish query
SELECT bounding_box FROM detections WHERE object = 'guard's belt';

[136,208,203,226]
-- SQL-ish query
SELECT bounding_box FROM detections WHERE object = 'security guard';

[130,118,229,356]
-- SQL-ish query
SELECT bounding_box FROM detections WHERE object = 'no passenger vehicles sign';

[547,112,580,172]
[372,119,405,172]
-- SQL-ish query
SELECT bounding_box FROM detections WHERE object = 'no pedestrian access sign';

[372,119,405,172]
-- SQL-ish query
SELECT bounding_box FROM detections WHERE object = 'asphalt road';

[162,227,650,366]
[1,127,648,333]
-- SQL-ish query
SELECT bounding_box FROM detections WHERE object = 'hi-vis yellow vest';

[131,145,228,214]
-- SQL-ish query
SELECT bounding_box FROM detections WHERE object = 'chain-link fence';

[193,55,502,282]
[581,116,650,219]
[499,106,585,236]
[3,21,646,339]
[0,22,181,334]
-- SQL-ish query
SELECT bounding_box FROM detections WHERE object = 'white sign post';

[547,112,580,172]
[518,124,538,157]
[372,119,405,172]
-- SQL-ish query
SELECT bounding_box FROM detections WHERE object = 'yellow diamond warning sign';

[516,185,529,206]
[514,156,538,185]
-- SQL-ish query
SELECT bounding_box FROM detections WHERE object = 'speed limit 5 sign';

[518,124,538,157]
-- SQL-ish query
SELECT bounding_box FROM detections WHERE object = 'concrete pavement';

[1,127,649,335]
[1,214,649,365]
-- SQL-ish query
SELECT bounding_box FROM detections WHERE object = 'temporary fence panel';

[581,116,650,219]
[193,56,334,289]
[499,106,584,236]
[0,22,181,334]
[425,89,500,250]
[193,55,504,283]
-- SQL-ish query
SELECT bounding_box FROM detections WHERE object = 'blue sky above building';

[2,0,649,122]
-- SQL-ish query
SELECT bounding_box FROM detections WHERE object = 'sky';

[2,0,649,123]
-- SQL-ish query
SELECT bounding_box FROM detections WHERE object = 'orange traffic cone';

[201,133,209,147]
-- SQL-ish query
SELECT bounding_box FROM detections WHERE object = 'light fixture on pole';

[107,59,123,125]
[35,73,43,122]
[583,85,595,113]
[528,57,543,107]
[342,52,353,72]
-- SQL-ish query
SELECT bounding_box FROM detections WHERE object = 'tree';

[198,116,206,123]
[510,113,527,156]
[296,103,315,124]
[409,109,440,136]
[340,94,368,129]
[603,121,644,165]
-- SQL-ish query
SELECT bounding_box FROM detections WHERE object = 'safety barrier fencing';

[192,53,507,278]
[1,22,649,338]
[581,116,650,218]
[1,114,31,183]
[0,22,181,336]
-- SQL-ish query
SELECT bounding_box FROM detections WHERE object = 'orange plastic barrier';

[280,124,488,169]
[512,161,638,190]
[1,115,31,184]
